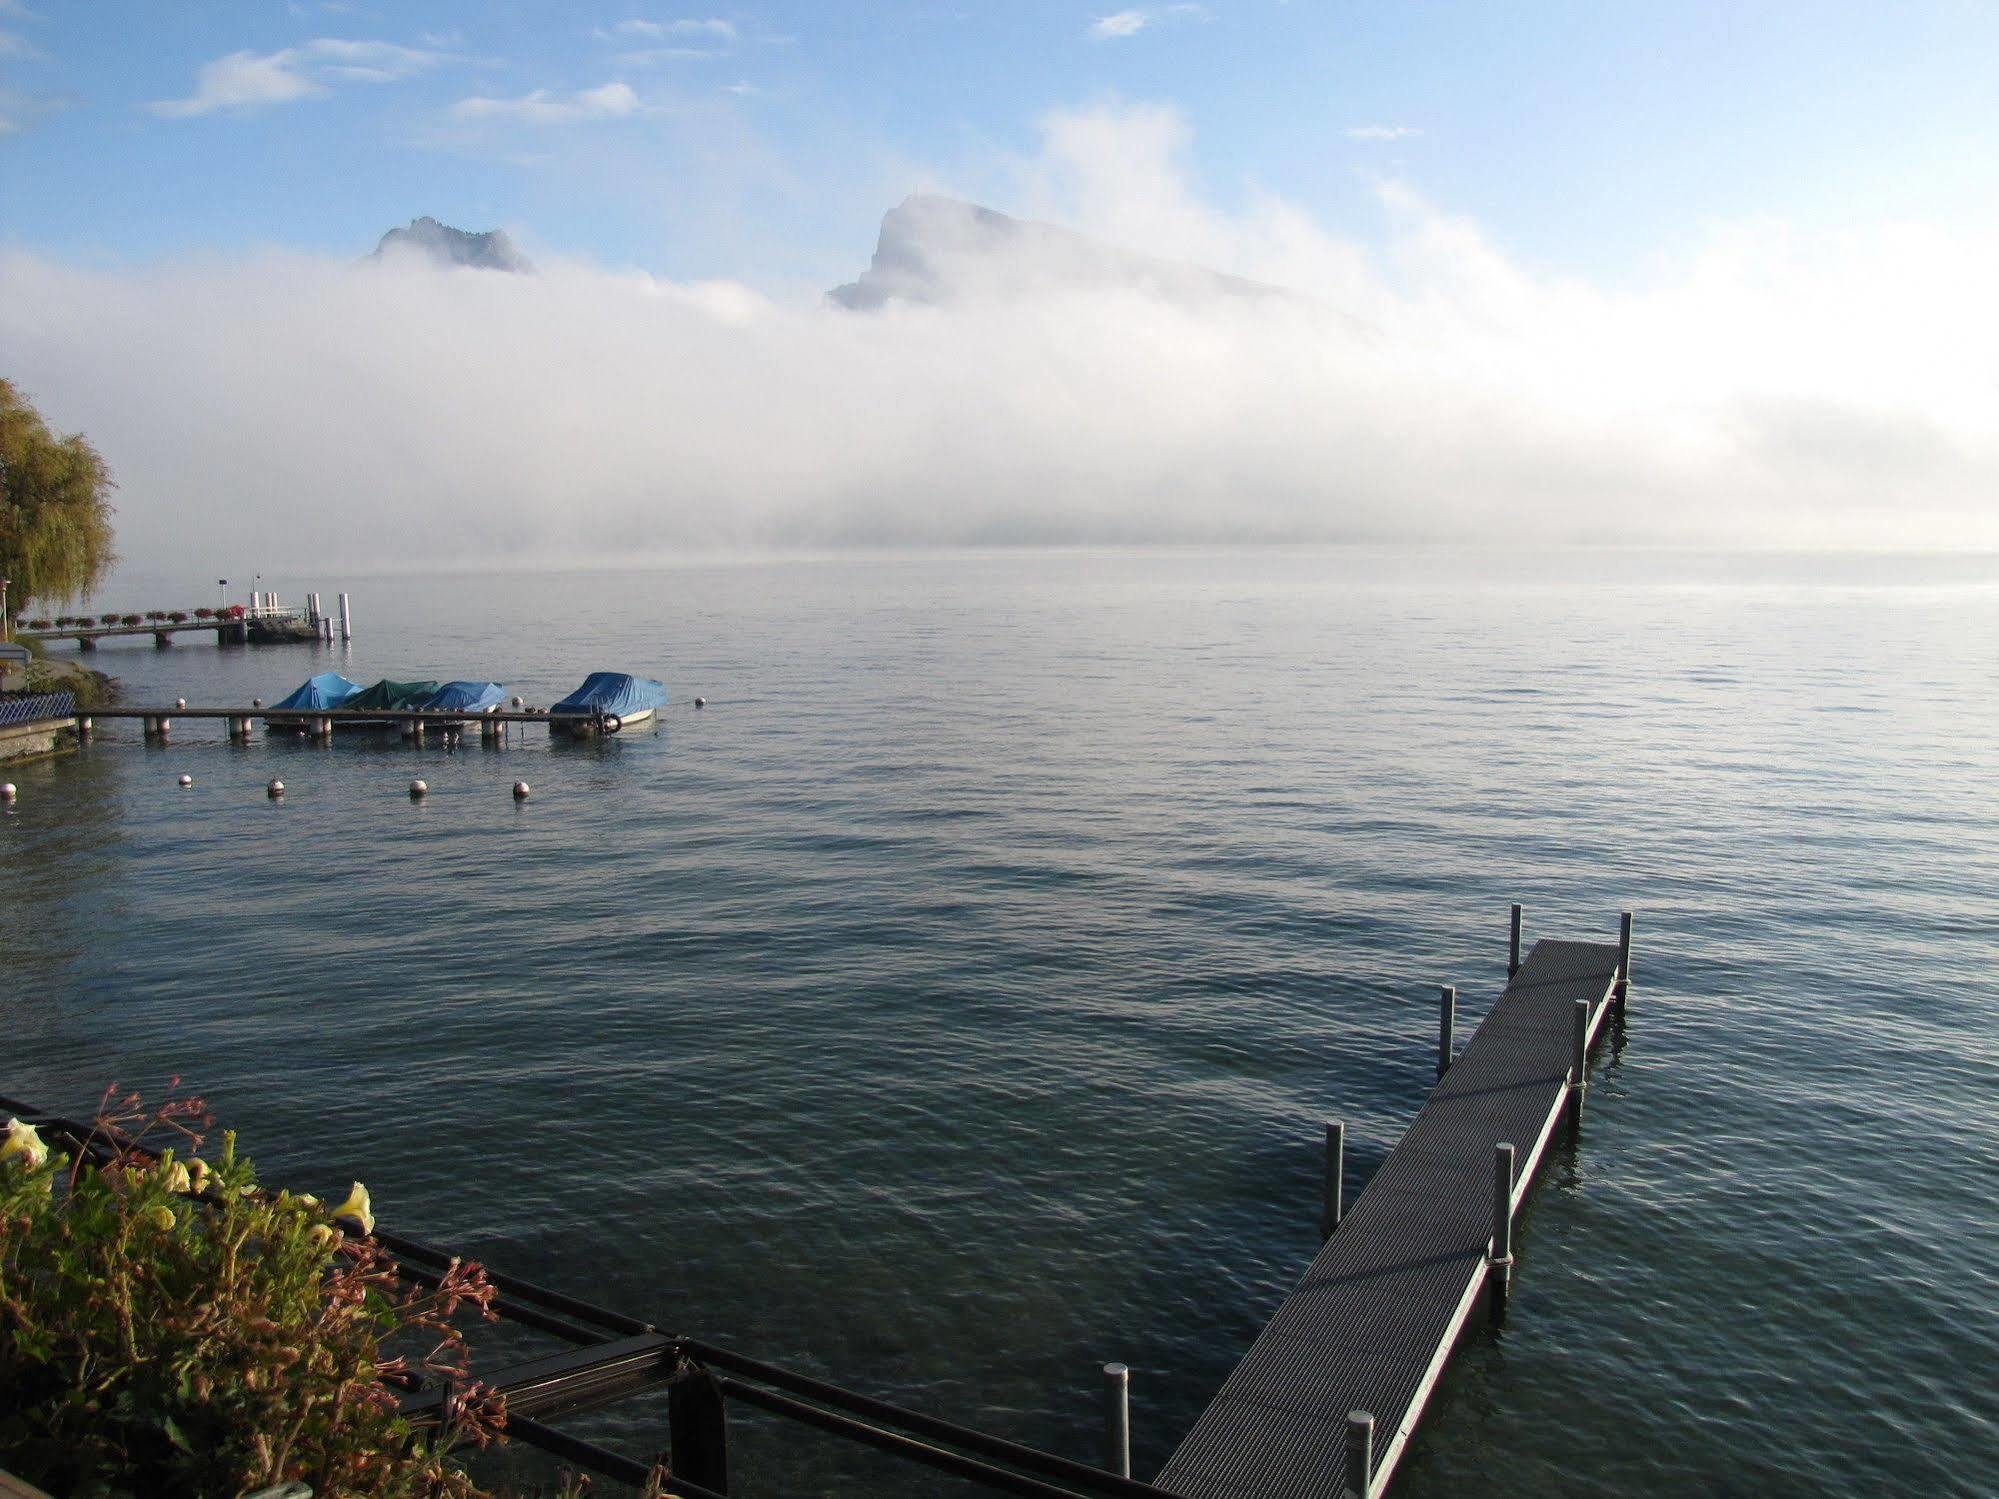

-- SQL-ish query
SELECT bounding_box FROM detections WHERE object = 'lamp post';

[1,578,10,641]
[218,579,229,613]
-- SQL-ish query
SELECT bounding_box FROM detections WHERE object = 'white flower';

[160,1161,192,1194]
[1,1118,49,1170]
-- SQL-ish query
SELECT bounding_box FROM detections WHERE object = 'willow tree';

[1,379,118,614]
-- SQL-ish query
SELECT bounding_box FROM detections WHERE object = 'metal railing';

[0,1095,1171,1498]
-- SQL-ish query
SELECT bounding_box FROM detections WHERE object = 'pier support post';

[75,716,92,743]
[481,716,502,745]
[1102,1362,1131,1478]
[313,716,332,742]
[1568,998,1590,1132]
[667,1363,730,1495]
[142,715,157,738]
[1437,985,1457,1079]
[338,592,352,642]
[1489,1143,1515,1322]
[1344,1410,1374,1499]
[1616,910,1633,1018]
[1322,1121,1345,1239]
[1508,903,1522,978]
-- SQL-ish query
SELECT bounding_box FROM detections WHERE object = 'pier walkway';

[1158,921,1629,1499]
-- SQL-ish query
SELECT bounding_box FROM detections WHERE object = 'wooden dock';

[1157,915,1630,1499]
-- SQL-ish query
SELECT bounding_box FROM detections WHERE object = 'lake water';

[5,550,1996,1496]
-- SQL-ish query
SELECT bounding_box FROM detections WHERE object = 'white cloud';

[609,17,735,40]
[614,47,723,66]
[1089,10,1148,39]
[147,38,442,118]
[453,81,644,125]
[5,101,1998,566]
[0,27,40,59]
[0,83,69,135]
[1346,124,1420,141]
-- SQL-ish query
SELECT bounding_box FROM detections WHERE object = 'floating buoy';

[178,774,193,788]
[512,781,531,801]
[252,698,263,708]
[267,778,285,799]
[409,778,428,798]
[175,697,187,710]
[695,696,706,708]
[0,783,15,804]
[511,696,524,709]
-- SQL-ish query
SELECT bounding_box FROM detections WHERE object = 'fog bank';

[4,107,1996,569]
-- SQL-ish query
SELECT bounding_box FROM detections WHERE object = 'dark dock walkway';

[1158,921,1629,1499]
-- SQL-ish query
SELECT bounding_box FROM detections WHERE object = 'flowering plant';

[0,1088,507,1497]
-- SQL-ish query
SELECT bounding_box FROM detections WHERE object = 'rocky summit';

[828,194,1281,310]
[370,216,533,273]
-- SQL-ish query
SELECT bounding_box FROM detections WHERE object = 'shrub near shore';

[0,1091,510,1497]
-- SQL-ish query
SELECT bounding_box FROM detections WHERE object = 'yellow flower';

[308,1224,336,1249]
[160,1161,192,1194]
[147,1205,176,1231]
[187,1158,212,1193]
[0,1118,48,1170]
[331,1181,375,1235]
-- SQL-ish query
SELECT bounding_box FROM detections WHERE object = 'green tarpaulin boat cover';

[343,679,441,711]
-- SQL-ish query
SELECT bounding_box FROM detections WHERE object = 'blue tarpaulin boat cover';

[272,673,363,710]
[423,681,507,712]
[550,672,667,719]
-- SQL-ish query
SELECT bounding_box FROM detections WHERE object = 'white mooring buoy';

[694,696,706,708]
[267,778,285,799]
[511,696,524,709]
[409,778,428,799]
[252,698,263,709]
[0,783,16,804]
[175,697,187,710]
[178,774,193,788]
[512,781,531,801]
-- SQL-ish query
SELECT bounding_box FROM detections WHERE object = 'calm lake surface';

[5,550,1997,1496]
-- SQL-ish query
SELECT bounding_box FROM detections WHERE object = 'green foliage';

[0,1092,506,1498]
[0,379,118,613]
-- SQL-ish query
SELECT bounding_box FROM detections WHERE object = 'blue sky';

[5,1,1997,290]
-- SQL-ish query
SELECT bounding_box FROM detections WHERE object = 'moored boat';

[337,678,442,730]
[548,672,667,736]
[265,672,363,733]
[422,680,507,717]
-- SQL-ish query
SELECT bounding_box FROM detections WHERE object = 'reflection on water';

[4,550,1997,1496]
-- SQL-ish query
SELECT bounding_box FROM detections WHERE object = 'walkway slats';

[1158,937,1622,1499]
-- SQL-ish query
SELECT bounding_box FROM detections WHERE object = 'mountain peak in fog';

[829,194,1283,309]
[370,216,534,274]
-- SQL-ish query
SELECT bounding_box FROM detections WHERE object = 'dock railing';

[0,1095,1176,1499]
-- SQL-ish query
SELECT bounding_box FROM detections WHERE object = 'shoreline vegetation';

[21,649,118,711]
[0,1090,618,1499]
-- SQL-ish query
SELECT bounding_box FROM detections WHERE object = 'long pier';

[1157,911,1631,1499]
[74,704,618,742]
[19,592,351,651]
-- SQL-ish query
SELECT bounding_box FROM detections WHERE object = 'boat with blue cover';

[265,672,363,732]
[548,672,667,736]
[422,681,507,715]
